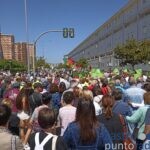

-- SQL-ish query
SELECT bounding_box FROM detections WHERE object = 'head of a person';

[16,87,30,111]
[12,82,20,89]
[38,107,55,129]
[128,76,136,86]
[115,79,121,86]
[1,98,12,109]
[101,95,114,119]
[80,89,93,100]
[47,76,52,83]
[0,104,11,126]
[49,83,59,93]
[101,78,108,87]
[76,96,98,143]
[73,86,80,98]
[92,86,102,97]
[33,82,43,93]
[143,83,150,92]
[70,80,78,89]
[42,81,48,89]
[59,82,66,93]
[63,91,74,104]
[26,81,32,89]
[42,92,51,105]
[137,77,143,84]
[112,88,122,101]
[144,92,150,105]
[4,78,11,89]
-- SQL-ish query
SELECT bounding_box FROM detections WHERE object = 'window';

[143,0,149,3]
[143,26,147,34]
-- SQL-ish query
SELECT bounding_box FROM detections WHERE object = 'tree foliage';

[0,59,27,72]
[76,58,88,68]
[114,39,150,68]
[35,57,51,69]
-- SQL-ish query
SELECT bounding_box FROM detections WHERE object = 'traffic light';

[63,28,74,38]
[69,28,74,38]
[63,28,69,38]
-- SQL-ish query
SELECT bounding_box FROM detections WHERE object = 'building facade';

[0,33,3,59]
[67,0,150,70]
[0,33,35,68]
[14,42,27,65]
[1,34,14,60]
[28,43,35,70]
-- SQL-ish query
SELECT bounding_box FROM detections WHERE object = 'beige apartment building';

[0,34,14,60]
[66,0,150,70]
[28,43,35,69]
[0,33,35,68]
[14,42,27,65]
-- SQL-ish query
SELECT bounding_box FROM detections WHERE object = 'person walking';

[63,94,112,149]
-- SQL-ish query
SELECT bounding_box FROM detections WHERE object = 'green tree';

[56,63,65,69]
[114,39,150,69]
[0,59,27,72]
[76,58,88,68]
[35,57,50,69]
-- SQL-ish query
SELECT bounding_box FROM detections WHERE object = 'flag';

[67,57,74,66]
[90,68,103,78]
[113,68,119,75]
[134,69,142,80]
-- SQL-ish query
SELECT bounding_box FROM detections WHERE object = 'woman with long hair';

[98,95,124,149]
[16,87,31,141]
[63,90,112,149]
[16,87,30,114]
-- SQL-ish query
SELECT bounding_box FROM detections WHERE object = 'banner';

[90,68,103,78]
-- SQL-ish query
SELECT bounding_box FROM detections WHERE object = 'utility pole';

[24,0,30,73]
[0,25,3,59]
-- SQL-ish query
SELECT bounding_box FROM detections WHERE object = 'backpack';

[34,132,58,150]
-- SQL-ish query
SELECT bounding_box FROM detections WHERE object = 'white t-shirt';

[58,105,76,136]
[93,95,103,103]
[93,101,102,116]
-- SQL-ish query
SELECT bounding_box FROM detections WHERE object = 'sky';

[0,0,128,64]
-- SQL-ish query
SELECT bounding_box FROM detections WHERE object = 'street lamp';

[33,28,75,73]
[24,0,30,73]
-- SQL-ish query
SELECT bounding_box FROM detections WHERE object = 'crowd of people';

[0,69,149,150]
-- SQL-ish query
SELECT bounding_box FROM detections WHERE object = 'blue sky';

[0,0,128,63]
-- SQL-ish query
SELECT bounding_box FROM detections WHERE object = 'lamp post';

[24,0,30,73]
[33,28,75,74]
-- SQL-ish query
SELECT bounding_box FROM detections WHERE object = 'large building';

[28,43,35,69]
[14,42,27,65]
[0,33,3,59]
[0,34,14,60]
[66,0,150,70]
[0,33,35,68]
